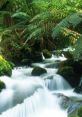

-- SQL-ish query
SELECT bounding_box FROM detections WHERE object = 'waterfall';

[44,74,71,90]
[0,89,67,117]
[0,76,44,113]
[0,55,71,117]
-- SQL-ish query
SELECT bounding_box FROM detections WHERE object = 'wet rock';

[58,59,81,87]
[59,59,74,68]
[54,92,82,117]
[73,60,82,75]
[31,51,43,63]
[21,59,31,66]
[74,85,82,94]
[45,61,60,68]
[68,102,82,117]
[53,93,71,109]
[58,66,80,87]
[0,80,6,92]
[32,66,47,76]
[63,51,73,60]
[43,49,52,58]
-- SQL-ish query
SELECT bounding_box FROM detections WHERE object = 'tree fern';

[52,13,82,39]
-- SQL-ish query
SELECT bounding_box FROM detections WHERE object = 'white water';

[0,89,67,117]
[0,54,80,117]
[44,74,71,90]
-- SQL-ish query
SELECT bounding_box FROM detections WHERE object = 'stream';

[0,54,82,117]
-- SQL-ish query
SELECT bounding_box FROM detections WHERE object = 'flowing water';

[0,54,81,117]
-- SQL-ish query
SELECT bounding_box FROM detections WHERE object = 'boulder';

[63,51,73,60]
[32,66,47,76]
[58,66,80,87]
[0,80,6,92]
[73,60,82,75]
[58,59,82,87]
[74,86,82,94]
[43,49,52,58]
[31,52,43,62]
[21,59,31,66]
[59,59,74,68]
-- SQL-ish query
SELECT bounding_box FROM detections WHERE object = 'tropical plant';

[52,12,82,48]
[73,36,82,61]
[0,0,82,63]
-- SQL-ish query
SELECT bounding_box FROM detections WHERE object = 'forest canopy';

[0,0,82,64]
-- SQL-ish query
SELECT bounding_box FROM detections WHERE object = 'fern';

[52,13,82,39]
[73,36,82,60]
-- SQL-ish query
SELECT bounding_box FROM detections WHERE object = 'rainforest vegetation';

[0,0,82,65]
[0,0,82,117]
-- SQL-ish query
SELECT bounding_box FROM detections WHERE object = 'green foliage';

[0,55,13,76]
[52,13,82,39]
[0,0,8,9]
[69,106,82,117]
[11,12,30,22]
[78,107,82,117]
[52,13,82,48]
[68,115,78,117]
[0,0,82,64]
[73,36,82,61]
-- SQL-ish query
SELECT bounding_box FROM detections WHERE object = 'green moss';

[58,66,74,75]
[43,49,52,58]
[0,55,13,76]
[0,80,6,92]
[68,115,79,117]
[78,107,82,117]
[69,106,82,117]
[58,65,80,87]
[32,66,47,76]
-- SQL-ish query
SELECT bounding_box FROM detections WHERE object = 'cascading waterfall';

[0,54,76,117]
[0,89,67,117]
[44,74,71,90]
[0,75,45,113]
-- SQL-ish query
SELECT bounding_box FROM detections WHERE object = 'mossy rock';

[31,51,43,62]
[78,107,82,117]
[73,60,82,75]
[43,49,52,58]
[58,66,80,87]
[0,55,13,76]
[21,59,31,66]
[53,50,63,57]
[0,80,6,92]
[63,51,73,59]
[74,86,82,94]
[32,66,47,76]
[59,59,74,68]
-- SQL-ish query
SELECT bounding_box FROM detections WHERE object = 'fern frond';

[52,13,82,39]
[73,36,82,60]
